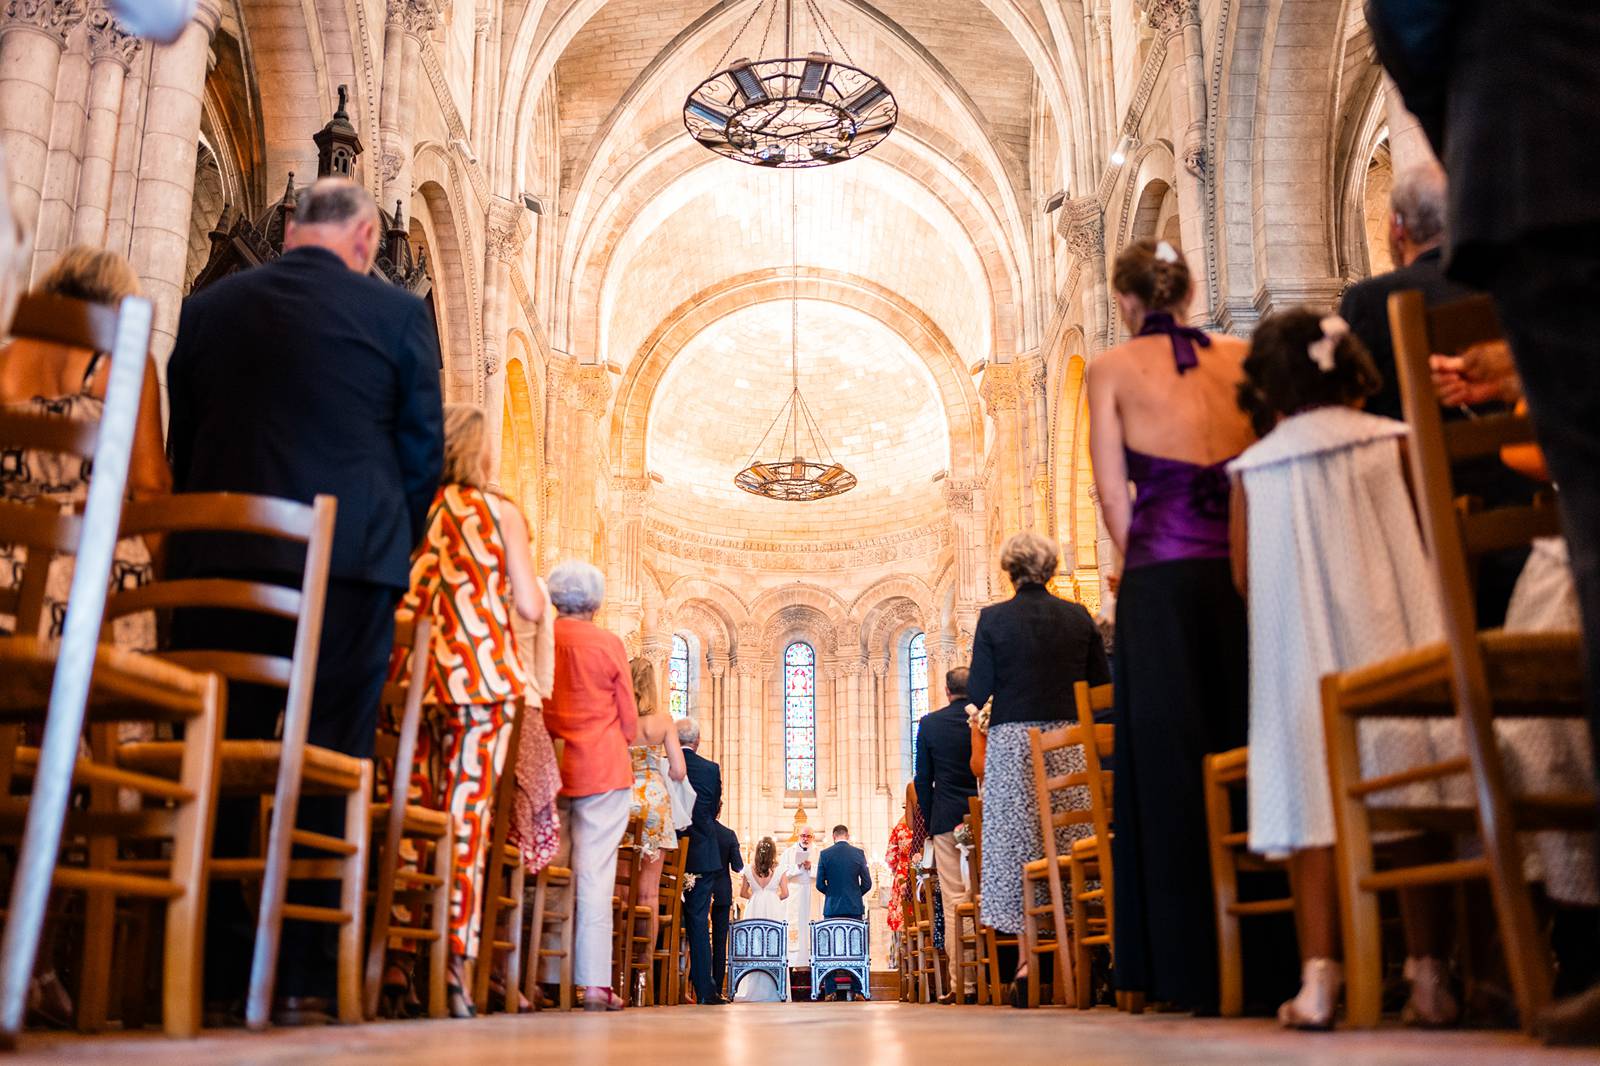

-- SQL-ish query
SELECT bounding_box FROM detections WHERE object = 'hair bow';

[1307,315,1348,373]
[1154,241,1180,264]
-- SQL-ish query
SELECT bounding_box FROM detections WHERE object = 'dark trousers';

[175,577,398,1002]
[711,875,732,994]
[1486,231,1600,881]
[684,873,718,1000]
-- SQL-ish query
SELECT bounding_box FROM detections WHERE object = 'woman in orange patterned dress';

[391,404,549,1017]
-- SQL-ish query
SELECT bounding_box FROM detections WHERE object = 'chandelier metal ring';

[734,455,860,501]
[684,54,897,168]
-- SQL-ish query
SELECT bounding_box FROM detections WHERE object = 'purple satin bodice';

[1122,447,1234,571]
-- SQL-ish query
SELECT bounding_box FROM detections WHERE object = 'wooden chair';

[1323,291,1590,1032]
[1065,681,1123,1011]
[114,492,373,1030]
[966,797,1014,1006]
[471,698,527,1015]
[522,856,576,1011]
[950,810,987,1006]
[650,841,689,1005]
[910,869,944,1002]
[362,617,454,1020]
[1020,720,1110,1007]
[0,293,227,1044]
[1203,746,1294,1017]
[895,907,914,1001]
[607,814,646,1001]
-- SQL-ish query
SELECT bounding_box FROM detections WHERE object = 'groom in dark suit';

[677,718,725,1004]
[815,825,872,920]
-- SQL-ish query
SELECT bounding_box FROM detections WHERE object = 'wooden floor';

[7,1003,1593,1065]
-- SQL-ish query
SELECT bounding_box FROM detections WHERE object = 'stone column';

[561,364,610,564]
[127,0,220,378]
[72,4,138,246]
[1144,0,1211,321]
[1093,1,1117,158]
[707,652,729,792]
[1061,196,1109,350]
[981,362,1025,543]
[0,0,88,234]
[1021,351,1049,532]
[469,6,492,146]
[483,196,527,472]
[378,0,435,214]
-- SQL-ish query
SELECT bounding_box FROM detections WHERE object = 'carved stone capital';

[980,362,1021,414]
[1182,140,1206,178]
[84,4,137,66]
[1140,0,1196,34]
[485,219,526,264]
[401,0,439,38]
[942,478,980,512]
[1058,196,1104,262]
[1,0,87,45]
[615,475,651,512]
[566,364,611,418]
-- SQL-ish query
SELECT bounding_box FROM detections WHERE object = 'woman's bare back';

[1101,333,1254,465]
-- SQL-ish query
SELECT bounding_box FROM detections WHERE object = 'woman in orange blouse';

[542,559,638,1011]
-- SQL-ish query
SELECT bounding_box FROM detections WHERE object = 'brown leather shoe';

[1539,984,1600,1046]
[271,995,333,1026]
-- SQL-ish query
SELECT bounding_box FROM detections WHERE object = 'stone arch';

[1332,73,1392,281]
[500,346,542,538]
[750,585,852,638]
[610,268,984,481]
[412,144,479,401]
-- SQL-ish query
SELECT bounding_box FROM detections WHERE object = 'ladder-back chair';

[1323,291,1590,1031]
[950,807,986,1006]
[115,493,373,1029]
[471,698,528,1014]
[651,840,689,1004]
[364,617,454,1019]
[1065,681,1121,1011]
[1021,719,1111,1007]
[0,293,225,1044]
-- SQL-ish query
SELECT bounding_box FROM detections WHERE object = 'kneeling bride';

[732,837,789,1002]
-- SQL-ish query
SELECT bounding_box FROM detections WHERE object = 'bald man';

[167,177,443,1020]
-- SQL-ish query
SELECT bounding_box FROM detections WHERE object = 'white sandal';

[1278,958,1342,1031]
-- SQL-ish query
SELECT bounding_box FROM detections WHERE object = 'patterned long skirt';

[410,699,515,958]
[978,720,1092,935]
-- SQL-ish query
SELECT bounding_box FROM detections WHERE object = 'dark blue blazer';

[914,701,978,837]
[815,840,872,919]
[682,748,722,873]
[166,246,443,589]
[713,821,742,898]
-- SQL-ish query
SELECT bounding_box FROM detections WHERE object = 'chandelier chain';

[802,0,854,65]
[712,0,769,74]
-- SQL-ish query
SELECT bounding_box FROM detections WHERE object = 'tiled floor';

[6,1002,1592,1065]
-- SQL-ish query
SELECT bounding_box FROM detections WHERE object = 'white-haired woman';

[967,531,1110,1006]
[542,560,638,1011]
[387,403,549,1018]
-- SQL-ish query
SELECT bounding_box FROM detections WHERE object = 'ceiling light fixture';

[733,173,857,502]
[684,0,896,169]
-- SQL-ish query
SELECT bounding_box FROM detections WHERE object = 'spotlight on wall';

[1109,134,1137,167]
[520,193,545,215]
[1043,190,1066,214]
[110,0,194,43]
[451,137,478,164]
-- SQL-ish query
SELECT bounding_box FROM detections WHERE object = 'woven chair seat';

[121,740,366,794]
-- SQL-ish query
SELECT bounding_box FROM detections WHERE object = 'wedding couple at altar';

[732,825,872,1002]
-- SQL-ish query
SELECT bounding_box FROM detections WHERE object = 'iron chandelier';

[683,0,896,169]
[734,175,857,502]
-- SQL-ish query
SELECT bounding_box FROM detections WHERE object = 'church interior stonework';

[5,0,1600,1059]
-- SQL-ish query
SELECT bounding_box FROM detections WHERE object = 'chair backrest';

[966,796,983,888]
[657,841,688,923]
[1027,720,1113,867]
[1073,682,1115,845]
[0,292,135,635]
[373,616,430,783]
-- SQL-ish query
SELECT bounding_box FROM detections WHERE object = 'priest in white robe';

[779,827,821,965]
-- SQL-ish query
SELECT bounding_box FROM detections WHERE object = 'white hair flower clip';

[1154,241,1180,264]
[1307,315,1348,373]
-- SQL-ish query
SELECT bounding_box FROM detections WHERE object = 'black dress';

[1109,446,1249,1014]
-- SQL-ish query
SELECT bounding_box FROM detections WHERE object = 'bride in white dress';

[733,837,789,1002]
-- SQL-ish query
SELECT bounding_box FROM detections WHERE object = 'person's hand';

[1106,570,1121,594]
[1430,341,1521,407]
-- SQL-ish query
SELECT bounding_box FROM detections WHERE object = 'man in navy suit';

[676,718,725,1004]
[914,667,980,1001]
[166,177,443,1017]
[815,824,872,921]
[710,813,743,996]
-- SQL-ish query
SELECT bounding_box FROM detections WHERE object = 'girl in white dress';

[1230,310,1454,1030]
[733,837,789,1001]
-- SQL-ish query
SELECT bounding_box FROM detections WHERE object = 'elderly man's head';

[675,716,701,750]
[1388,162,1448,268]
[283,177,381,273]
[547,560,605,619]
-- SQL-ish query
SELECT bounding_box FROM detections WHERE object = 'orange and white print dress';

[392,484,530,959]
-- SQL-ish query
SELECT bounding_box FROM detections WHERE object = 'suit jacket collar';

[278,245,348,270]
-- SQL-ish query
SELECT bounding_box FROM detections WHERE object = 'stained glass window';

[907,632,930,754]
[784,641,817,792]
[669,634,690,720]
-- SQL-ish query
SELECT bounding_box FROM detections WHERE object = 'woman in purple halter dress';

[1087,240,1257,1014]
